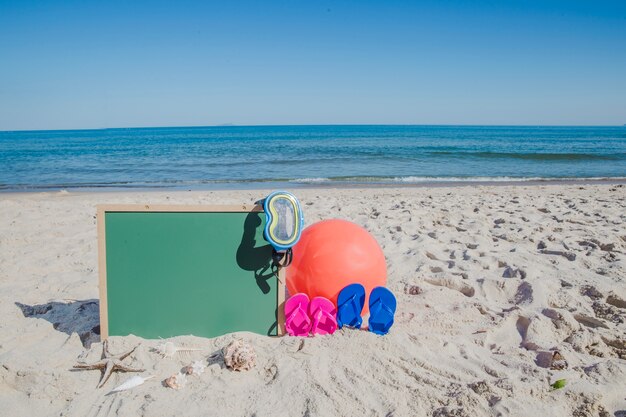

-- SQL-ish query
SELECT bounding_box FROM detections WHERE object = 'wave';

[429,151,625,161]
[289,177,333,184]
[290,176,626,184]
[3,176,626,192]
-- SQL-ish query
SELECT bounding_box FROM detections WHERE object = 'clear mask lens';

[270,197,296,242]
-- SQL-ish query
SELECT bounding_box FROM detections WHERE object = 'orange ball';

[286,219,387,315]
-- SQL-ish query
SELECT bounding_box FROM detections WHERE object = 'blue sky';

[1,1,625,130]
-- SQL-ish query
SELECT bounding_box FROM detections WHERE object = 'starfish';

[74,340,144,388]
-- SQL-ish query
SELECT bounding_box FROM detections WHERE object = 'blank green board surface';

[99,207,283,339]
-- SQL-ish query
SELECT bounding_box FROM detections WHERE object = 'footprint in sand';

[476,279,533,306]
[482,314,520,352]
[424,276,475,297]
[521,314,568,351]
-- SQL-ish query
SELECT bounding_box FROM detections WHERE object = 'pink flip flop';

[284,293,312,337]
[309,296,338,336]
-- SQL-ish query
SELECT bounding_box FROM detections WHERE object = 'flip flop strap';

[286,302,311,330]
[312,306,335,331]
[370,298,394,318]
[338,294,362,325]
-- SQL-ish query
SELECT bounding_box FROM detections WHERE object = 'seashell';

[223,340,256,371]
[183,360,206,376]
[550,351,568,370]
[154,341,202,359]
[164,372,186,390]
[110,375,154,393]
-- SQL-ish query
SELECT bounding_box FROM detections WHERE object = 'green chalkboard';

[97,205,285,339]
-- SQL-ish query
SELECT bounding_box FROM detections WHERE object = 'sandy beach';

[1,183,625,417]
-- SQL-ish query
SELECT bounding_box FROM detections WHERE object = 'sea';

[1,125,625,191]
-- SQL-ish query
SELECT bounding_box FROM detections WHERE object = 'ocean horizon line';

[2,123,625,134]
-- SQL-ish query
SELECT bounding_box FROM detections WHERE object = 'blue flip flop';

[336,283,366,329]
[368,287,396,335]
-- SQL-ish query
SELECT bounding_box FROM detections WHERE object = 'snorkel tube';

[262,191,304,266]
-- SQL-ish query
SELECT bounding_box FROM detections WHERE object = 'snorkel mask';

[262,191,304,266]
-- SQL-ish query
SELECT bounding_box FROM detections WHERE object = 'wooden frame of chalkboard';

[97,204,285,340]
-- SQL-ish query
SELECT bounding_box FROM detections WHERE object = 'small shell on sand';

[164,373,187,390]
[223,340,256,371]
[550,351,568,370]
[110,375,154,393]
[183,360,206,376]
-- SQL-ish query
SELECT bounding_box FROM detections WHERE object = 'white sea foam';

[289,177,332,183]
[391,176,546,183]
[287,176,626,185]
[392,176,626,183]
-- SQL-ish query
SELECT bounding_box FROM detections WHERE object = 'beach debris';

[578,240,598,249]
[109,375,154,393]
[154,341,202,358]
[591,301,624,324]
[573,313,610,329]
[549,351,568,370]
[540,249,576,261]
[368,209,380,219]
[599,242,615,252]
[183,360,206,376]
[502,266,526,279]
[223,340,256,371]
[404,284,422,295]
[580,285,603,300]
[603,252,618,263]
[164,372,187,390]
[73,340,144,388]
[425,251,439,260]
[606,293,626,309]
[551,379,566,390]
[468,380,490,395]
